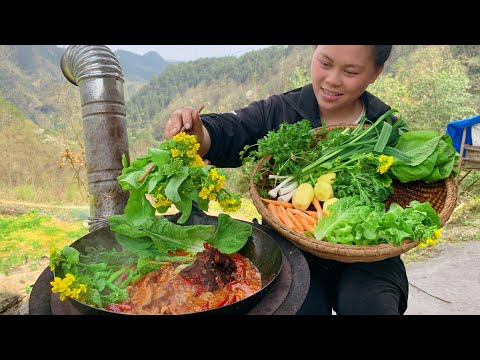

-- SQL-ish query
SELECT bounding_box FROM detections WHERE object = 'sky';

[105,45,272,62]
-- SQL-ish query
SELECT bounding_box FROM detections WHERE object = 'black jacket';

[202,83,394,168]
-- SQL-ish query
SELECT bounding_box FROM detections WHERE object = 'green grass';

[0,210,88,275]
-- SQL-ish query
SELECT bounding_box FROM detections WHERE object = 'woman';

[164,45,408,315]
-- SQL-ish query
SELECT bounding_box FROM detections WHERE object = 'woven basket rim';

[248,125,458,262]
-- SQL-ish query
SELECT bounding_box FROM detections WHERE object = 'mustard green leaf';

[209,214,252,254]
[165,166,189,203]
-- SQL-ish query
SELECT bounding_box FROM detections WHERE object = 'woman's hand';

[164,105,211,159]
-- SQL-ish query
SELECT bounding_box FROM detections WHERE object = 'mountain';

[0,45,172,128]
[0,45,65,128]
[114,50,169,81]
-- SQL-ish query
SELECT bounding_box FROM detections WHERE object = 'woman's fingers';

[164,105,204,141]
[191,104,204,133]
[165,109,184,138]
[181,104,204,132]
[180,107,195,131]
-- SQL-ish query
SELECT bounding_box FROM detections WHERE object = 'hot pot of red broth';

[54,211,283,315]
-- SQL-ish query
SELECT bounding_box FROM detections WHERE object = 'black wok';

[54,211,283,315]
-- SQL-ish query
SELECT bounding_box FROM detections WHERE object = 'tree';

[368,45,476,132]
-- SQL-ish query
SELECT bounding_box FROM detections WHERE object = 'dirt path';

[405,240,480,315]
[0,200,88,210]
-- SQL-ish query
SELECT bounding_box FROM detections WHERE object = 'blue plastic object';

[446,115,480,156]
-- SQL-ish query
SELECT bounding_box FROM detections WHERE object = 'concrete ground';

[404,240,480,315]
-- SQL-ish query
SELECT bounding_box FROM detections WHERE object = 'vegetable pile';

[241,110,458,247]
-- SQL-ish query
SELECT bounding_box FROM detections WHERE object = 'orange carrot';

[277,205,296,230]
[303,214,318,228]
[260,198,294,208]
[293,213,315,233]
[304,210,319,219]
[285,209,304,233]
[286,208,306,217]
[286,208,317,227]
[311,196,322,213]
[267,203,281,221]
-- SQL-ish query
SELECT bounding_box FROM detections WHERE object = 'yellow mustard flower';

[434,228,443,239]
[377,155,394,174]
[153,193,172,208]
[191,155,205,166]
[209,168,220,181]
[215,175,226,191]
[171,148,181,158]
[199,187,210,200]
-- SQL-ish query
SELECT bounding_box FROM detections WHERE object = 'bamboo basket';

[249,125,458,263]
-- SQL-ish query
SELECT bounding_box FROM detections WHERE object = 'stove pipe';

[60,45,130,231]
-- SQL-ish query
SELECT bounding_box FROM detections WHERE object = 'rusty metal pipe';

[60,45,129,231]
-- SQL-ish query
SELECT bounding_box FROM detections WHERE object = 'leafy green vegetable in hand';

[118,132,241,225]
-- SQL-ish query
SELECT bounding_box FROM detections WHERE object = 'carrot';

[287,208,317,226]
[303,214,318,228]
[285,209,304,233]
[312,197,326,220]
[277,205,296,230]
[266,203,281,222]
[260,198,294,208]
[287,208,318,225]
[304,210,319,219]
[286,208,307,217]
[311,196,322,213]
[293,213,315,233]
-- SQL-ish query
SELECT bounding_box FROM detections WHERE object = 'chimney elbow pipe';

[60,45,130,231]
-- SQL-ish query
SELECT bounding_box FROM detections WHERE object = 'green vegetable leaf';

[124,189,156,226]
[209,214,253,254]
[147,172,165,193]
[111,215,215,255]
[165,166,189,203]
[174,195,193,225]
[150,148,171,167]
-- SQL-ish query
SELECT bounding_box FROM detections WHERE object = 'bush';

[14,185,35,201]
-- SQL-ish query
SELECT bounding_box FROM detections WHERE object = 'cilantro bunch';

[240,120,324,177]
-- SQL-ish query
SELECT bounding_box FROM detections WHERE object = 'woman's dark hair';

[373,45,393,66]
[312,45,393,67]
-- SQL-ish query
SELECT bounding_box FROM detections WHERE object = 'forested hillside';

[0,95,84,203]
[0,45,171,130]
[126,45,313,151]
[126,45,304,128]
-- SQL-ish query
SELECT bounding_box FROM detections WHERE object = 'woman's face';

[311,45,384,112]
